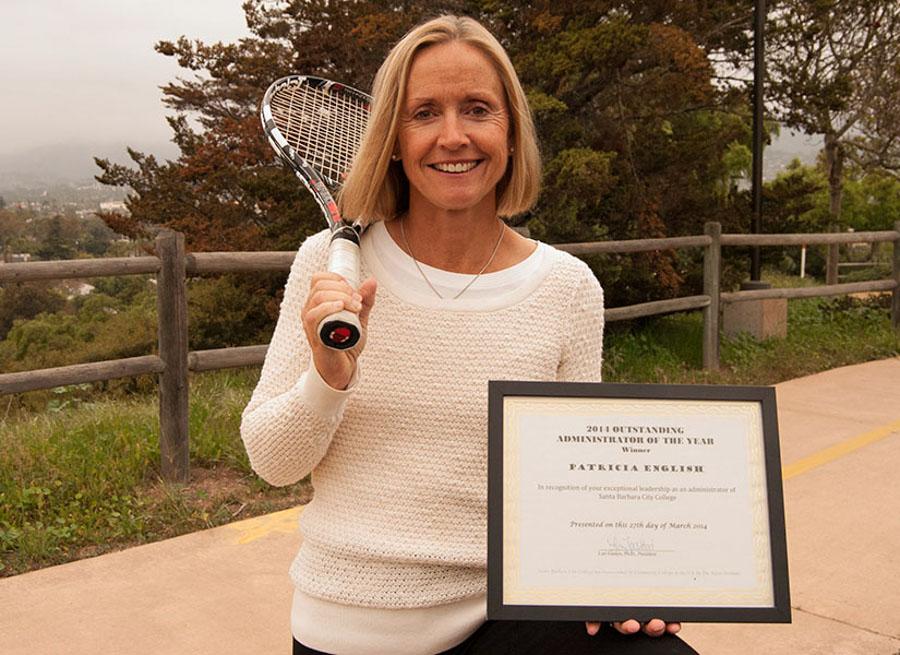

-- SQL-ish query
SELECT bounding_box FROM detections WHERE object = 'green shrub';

[187,274,280,350]
[0,290,157,373]
[0,282,67,340]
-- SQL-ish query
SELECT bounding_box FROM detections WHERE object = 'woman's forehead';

[404,41,504,103]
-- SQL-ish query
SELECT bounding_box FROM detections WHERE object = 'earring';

[508,146,515,154]
[391,154,400,161]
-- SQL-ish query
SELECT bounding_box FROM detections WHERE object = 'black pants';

[292,621,698,655]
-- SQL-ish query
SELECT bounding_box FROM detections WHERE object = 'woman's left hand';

[585,619,681,637]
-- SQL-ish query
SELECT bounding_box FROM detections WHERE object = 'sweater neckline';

[360,220,556,312]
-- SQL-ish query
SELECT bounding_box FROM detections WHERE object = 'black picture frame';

[487,380,791,624]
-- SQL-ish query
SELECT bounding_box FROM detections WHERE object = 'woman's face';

[397,41,511,217]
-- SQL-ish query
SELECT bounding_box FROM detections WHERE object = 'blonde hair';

[338,15,541,223]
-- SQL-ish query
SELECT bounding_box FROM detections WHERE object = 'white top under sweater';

[240,220,605,655]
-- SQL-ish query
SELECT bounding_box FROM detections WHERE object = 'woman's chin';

[411,191,497,216]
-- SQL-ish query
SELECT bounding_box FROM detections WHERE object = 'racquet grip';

[318,227,362,350]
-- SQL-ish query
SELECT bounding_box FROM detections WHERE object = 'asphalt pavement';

[1,358,898,654]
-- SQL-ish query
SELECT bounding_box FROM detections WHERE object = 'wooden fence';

[2,221,899,482]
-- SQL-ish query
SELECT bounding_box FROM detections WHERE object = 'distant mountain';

[0,128,823,192]
[0,141,179,189]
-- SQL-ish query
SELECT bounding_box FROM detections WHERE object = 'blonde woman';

[242,15,695,655]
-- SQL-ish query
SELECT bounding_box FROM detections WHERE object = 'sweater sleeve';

[556,263,605,383]
[239,230,357,487]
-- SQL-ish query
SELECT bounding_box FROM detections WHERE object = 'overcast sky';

[0,0,251,158]
[0,1,822,183]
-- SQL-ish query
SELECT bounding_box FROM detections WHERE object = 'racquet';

[260,75,372,350]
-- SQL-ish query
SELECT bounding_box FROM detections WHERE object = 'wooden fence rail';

[2,222,898,482]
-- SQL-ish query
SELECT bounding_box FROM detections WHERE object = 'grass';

[1,272,898,576]
[603,271,899,385]
[0,369,311,576]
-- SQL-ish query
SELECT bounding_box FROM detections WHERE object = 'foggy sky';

[0,1,823,182]
[0,0,250,158]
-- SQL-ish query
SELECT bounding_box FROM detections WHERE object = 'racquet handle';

[318,227,362,350]
[318,308,361,350]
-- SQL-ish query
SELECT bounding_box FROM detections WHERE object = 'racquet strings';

[268,81,369,189]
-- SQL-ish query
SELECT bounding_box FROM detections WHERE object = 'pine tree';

[95,1,759,309]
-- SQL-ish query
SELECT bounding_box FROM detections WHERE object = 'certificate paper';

[487,381,791,623]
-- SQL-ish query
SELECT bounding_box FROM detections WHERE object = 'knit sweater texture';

[240,225,604,609]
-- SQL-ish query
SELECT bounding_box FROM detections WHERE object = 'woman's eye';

[413,109,434,119]
[470,105,489,116]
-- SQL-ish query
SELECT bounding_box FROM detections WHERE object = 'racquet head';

[260,75,371,229]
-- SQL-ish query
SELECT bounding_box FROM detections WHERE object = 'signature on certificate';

[600,537,658,557]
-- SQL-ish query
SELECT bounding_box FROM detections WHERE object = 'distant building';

[61,281,96,300]
[99,201,128,215]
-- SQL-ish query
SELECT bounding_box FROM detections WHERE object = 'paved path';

[1,358,898,654]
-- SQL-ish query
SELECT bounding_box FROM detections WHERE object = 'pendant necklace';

[400,216,505,300]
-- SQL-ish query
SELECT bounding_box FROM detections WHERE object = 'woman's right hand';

[301,272,377,390]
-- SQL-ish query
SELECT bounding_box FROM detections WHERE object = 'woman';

[241,15,695,655]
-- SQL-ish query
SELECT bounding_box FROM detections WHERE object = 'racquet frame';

[260,75,372,350]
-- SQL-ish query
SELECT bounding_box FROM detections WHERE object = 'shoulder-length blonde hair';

[338,15,541,224]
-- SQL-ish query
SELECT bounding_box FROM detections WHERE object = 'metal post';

[892,221,900,330]
[703,222,722,371]
[156,230,190,483]
[750,0,766,282]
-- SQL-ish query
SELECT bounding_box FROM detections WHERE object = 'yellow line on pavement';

[782,418,900,480]
[226,506,303,545]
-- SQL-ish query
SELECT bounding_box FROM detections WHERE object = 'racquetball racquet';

[260,75,372,350]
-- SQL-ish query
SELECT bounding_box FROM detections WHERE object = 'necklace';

[399,216,505,300]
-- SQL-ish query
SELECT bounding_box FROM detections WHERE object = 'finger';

[309,279,357,295]
[303,299,351,334]
[585,622,601,636]
[306,289,362,314]
[612,619,641,634]
[666,623,681,635]
[643,619,666,637]
[310,271,351,287]
[307,280,358,310]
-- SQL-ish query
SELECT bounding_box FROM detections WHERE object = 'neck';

[394,201,504,274]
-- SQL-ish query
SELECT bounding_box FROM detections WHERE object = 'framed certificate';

[487,381,791,623]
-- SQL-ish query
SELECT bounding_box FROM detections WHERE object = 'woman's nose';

[436,112,469,149]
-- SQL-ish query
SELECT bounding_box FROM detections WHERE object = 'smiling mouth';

[429,160,482,174]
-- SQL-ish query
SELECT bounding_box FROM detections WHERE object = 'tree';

[35,215,74,261]
[95,0,462,254]
[506,4,755,302]
[839,166,900,232]
[1,209,22,260]
[96,0,758,314]
[764,158,827,234]
[846,58,900,179]
[768,0,900,281]
[0,283,66,340]
[81,217,117,256]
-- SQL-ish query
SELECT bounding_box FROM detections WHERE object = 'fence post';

[893,221,900,330]
[826,243,839,285]
[703,222,721,371]
[156,230,190,483]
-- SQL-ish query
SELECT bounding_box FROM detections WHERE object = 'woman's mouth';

[429,160,482,174]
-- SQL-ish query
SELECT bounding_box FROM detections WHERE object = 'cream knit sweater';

[240,223,604,610]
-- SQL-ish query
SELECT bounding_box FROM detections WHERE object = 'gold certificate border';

[502,396,774,607]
